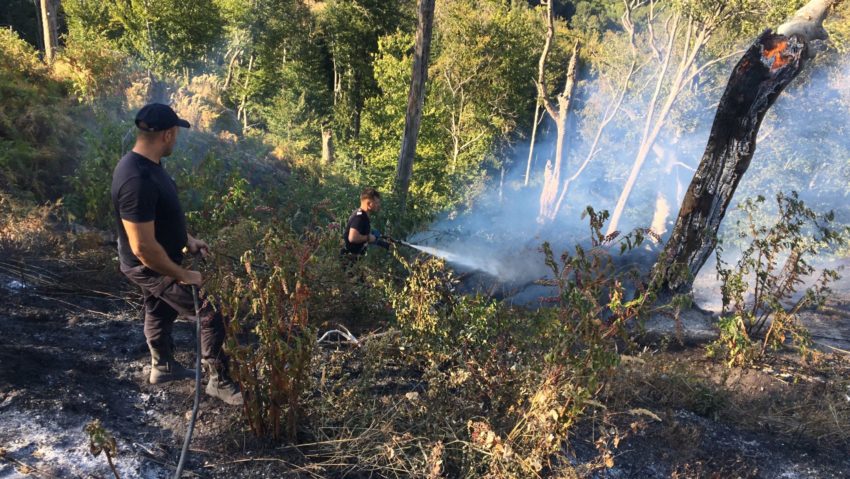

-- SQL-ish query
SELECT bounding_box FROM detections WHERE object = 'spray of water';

[404,243,504,277]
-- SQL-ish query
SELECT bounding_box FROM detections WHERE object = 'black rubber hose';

[174,285,202,478]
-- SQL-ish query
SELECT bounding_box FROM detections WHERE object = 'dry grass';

[0,193,63,255]
[603,349,850,451]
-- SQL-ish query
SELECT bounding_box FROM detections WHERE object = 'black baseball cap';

[135,103,191,132]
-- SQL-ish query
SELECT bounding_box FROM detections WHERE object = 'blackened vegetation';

[655,31,807,295]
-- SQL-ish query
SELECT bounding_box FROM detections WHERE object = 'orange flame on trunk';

[762,39,790,71]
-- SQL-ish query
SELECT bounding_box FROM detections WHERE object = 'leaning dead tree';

[396,0,436,213]
[536,1,580,221]
[653,0,839,295]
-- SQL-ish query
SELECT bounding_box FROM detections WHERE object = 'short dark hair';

[136,126,166,141]
[360,187,381,201]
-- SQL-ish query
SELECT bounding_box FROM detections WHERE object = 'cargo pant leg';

[121,265,229,364]
[142,289,179,349]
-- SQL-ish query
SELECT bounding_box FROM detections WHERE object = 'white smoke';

[409,51,850,296]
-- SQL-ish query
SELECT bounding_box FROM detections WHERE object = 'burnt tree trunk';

[395,0,436,213]
[653,31,806,294]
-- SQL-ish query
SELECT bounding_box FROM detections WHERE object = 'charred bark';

[653,31,806,294]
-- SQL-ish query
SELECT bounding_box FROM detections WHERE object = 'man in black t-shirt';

[111,103,241,405]
[341,187,390,256]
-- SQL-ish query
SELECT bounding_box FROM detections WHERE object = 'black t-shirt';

[111,152,187,268]
[342,208,370,255]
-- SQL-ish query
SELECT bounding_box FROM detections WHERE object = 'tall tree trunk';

[223,49,241,92]
[32,0,45,53]
[547,1,642,220]
[653,0,838,295]
[524,100,542,186]
[40,0,57,64]
[548,58,633,220]
[395,0,435,213]
[534,0,580,221]
[238,54,255,131]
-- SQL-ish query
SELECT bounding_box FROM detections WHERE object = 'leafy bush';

[213,224,328,440]
[392,254,502,360]
[707,192,846,366]
[65,119,134,227]
[208,198,393,440]
[56,28,131,102]
[0,28,76,199]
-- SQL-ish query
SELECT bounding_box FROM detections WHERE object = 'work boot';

[202,359,243,406]
[147,340,196,385]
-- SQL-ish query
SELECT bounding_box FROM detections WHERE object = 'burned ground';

[1,252,849,478]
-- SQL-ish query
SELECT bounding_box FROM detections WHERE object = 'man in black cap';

[111,103,242,405]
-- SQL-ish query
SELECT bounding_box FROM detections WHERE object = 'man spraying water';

[341,187,391,258]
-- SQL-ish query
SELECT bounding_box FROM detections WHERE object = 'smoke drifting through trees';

[413,50,850,295]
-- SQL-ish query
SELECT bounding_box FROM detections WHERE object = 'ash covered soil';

[1,255,850,478]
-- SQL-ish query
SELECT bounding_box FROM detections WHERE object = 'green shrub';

[65,119,132,227]
[57,28,131,102]
[707,192,846,366]
[213,225,326,440]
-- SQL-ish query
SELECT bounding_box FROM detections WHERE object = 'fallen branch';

[317,324,359,346]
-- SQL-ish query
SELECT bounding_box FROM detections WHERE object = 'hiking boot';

[203,359,243,406]
[147,340,196,385]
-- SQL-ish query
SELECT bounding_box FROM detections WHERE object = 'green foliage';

[537,206,653,405]
[218,0,325,133]
[0,28,75,199]
[264,82,321,157]
[318,0,414,140]
[57,27,131,102]
[392,254,502,360]
[66,120,132,227]
[708,192,846,366]
[358,1,542,225]
[213,225,327,440]
[114,0,223,76]
[84,419,120,479]
[63,0,224,77]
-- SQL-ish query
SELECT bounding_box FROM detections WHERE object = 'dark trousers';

[121,263,227,364]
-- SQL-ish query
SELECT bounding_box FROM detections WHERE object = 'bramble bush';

[707,192,847,366]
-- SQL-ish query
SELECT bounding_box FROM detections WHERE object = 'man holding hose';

[111,103,242,405]
[341,187,391,257]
